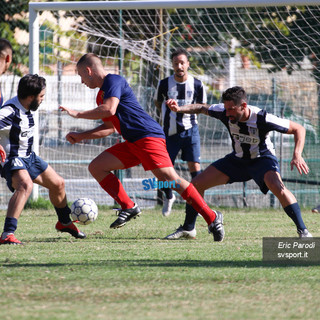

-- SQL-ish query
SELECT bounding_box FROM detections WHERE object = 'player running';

[59,53,224,241]
[0,74,85,245]
[166,86,312,239]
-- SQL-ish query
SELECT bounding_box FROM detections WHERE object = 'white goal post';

[26,0,320,208]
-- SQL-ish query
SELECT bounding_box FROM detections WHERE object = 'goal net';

[14,0,319,209]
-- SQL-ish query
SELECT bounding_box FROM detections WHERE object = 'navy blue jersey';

[0,96,35,164]
[155,75,207,136]
[97,74,165,143]
[208,103,290,159]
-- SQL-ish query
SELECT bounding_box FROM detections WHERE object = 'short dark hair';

[222,86,247,105]
[171,48,189,60]
[77,53,100,68]
[0,38,12,55]
[17,74,46,99]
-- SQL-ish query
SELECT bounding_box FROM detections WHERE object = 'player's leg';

[0,169,33,245]
[164,165,229,239]
[181,162,201,233]
[88,147,136,210]
[184,125,201,176]
[161,134,180,216]
[89,143,141,229]
[165,126,202,233]
[264,170,312,237]
[184,165,229,230]
[312,204,320,213]
[152,166,225,241]
[34,161,86,239]
[192,164,230,194]
[131,136,223,241]
[34,165,67,208]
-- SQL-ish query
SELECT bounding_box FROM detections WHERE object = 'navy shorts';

[166,125,201,164]
[212,153,280,194]
[1,152,48,192]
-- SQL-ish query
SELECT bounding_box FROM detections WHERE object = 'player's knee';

[88,161,96,177]
[266,178,286,196]
[191,180,203,193]
[53,176,65,192]
[16,179,33,195]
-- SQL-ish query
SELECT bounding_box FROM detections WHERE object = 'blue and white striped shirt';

[208,103,290,159]
[0,96,35,164]
[155,74,207,136]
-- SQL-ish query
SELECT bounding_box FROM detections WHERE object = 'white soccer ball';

[71,198,98,225]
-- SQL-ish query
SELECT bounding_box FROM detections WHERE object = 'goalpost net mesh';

[3,1,318,209]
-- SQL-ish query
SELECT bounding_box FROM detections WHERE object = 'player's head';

[77,53,105,89]
[171,48,189,81]
[17,74,46,111]
[222,86,247,105]
[0,38,13,75]
[222,86,248,123]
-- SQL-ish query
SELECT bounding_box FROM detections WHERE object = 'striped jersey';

[208,103,290,159]
[0,96,35,164]
[155,74,207,136]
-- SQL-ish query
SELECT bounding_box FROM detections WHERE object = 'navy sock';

[183,204,198,231]
[162,188,173,200]
[3,217,18,234]
[182,170,202,231]
[283,203,306,231]
[191,170,202,179]
[55,205,72,224]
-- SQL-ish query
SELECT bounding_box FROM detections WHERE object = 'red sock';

[181,183,216,225]
[99,173,135,209]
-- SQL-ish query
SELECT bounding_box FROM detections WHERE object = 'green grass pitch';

[0,206,319,320]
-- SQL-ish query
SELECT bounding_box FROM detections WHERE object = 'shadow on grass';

[1,259,319,268]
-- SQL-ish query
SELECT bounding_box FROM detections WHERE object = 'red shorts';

[106,137,173,171]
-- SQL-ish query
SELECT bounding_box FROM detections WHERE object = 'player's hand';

[166,99,180,112]
[59,105,79,118]
[66,132,82,144]
[0,145,6,162]
[291,154,309,175]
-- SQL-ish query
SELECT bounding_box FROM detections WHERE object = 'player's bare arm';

[286,120,309,175]
[66,122,115,144]
[59,96,119,120]
[166,99,209,115]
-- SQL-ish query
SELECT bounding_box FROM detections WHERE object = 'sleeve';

[195,81,207,104]
[101,75,124,100]
[265,113,290,133]
[0,106,14,130]
[207,103,226,120]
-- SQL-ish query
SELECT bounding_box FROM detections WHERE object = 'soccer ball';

[71,198,98,225]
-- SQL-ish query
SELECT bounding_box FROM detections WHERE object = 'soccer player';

[0,38,12,107]
[59,53,224,241]
[312,205,320,213]
[166,86,312,239]
[0,38,13,162]
[0,74,86,245]
[155,48,206,219]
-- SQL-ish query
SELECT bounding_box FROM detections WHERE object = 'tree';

[0,0,29,76]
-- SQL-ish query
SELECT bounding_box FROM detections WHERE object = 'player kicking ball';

[59,53,224,241]
[0,74,85,245]
[166,86,312,239]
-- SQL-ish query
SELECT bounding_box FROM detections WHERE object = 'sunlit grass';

[0,206,319,320]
